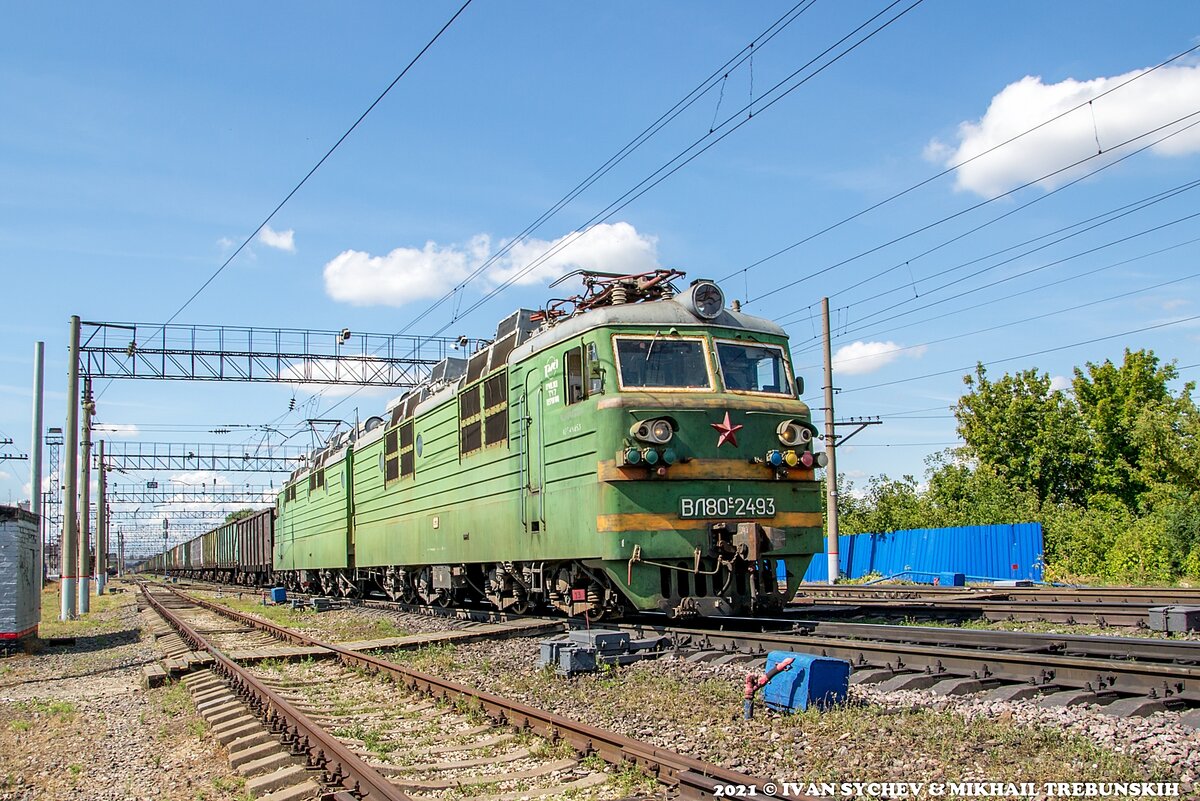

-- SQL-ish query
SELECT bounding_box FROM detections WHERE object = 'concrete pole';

[821,297,840,584]
[96,440,107,594]
[117,527,124,578]
[78,377,93,613]
[61,317,80,620]
[30,342,44,600]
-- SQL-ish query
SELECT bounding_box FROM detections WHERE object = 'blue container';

[936,571,965,586]
[762,650,850,712]
[269,587,287,604]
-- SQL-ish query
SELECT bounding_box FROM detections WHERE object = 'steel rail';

[140,586,413,801]
[162,585,789,800]
[786,599,1153,627]
[658,613,1200,665]
[793,585,1200,605]
[781,619,1200,664]
[617,622,1200,704]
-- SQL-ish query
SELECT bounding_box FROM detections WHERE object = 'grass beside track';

[198,592,413,643]
[383,641,1175,787]
[0,584,253,800]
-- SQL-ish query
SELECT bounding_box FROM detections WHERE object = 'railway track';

[154,577,1200,720]
[615,620,1200,719]
[169,575,1191,629]
[787,584,1200,628]
[140,582,781,800]
[793,584,1200,604]
[786,598,1160,628]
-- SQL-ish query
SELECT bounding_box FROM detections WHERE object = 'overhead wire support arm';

[0,438,28,461]
[829,416,883,446]
[79,321,458,386]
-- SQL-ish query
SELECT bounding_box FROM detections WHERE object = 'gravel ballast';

[381,636,1197,793]
[0,584,251,801]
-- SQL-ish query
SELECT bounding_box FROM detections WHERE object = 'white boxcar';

[0,506,39,649]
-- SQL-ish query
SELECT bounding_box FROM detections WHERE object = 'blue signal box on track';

[762,651,850,712]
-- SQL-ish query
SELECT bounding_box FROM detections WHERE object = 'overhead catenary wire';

[817,312,1200,397]
[752,106,1200,307]
[791,233,1200,356]
[311,0,923,422]
[778,171,1200,331]
[391,0,819,339]
[444,0,926,330]
[794,262,1200,372]
[160,0,475,330]
[814,208,1200,344]
[802,116,1200,314]
[721,40,1200,287]
[91,1,474,411]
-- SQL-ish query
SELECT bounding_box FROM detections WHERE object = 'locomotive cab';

[560,279,824,617]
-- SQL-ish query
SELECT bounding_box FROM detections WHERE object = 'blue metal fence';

[794,523,1044,584]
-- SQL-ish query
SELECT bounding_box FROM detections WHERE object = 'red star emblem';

[711,411,743,448]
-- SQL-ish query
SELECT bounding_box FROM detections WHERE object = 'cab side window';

[565,346,586,405]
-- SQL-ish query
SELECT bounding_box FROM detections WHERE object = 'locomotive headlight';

[776,420,812,447]
[631,418,674,445]
[687,280,724,320]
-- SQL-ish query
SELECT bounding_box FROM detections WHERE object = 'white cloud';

[93,423,139,438]
[259,224,296,253]
[216,236,236,250]
[1163,298,1190,311]
[833,341,926,375]
[169,471,232,487]
[323,222,658,307]
[1049,375,1072,391]
[0,470,11,482]
[927,64,1200,197]
[487,222,659,287]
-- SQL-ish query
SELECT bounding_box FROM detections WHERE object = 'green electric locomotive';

[274,270,827,617]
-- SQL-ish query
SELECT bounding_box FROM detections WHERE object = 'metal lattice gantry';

[96,442,308,473]
[79,321,460,385]
[105,483,277,504]
[106,508,248,522]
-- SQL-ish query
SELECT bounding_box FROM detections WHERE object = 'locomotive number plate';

[679,497,776,519]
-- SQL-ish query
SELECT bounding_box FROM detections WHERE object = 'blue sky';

[2,2,1198,554]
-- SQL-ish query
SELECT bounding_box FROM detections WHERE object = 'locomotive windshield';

[716,341,793,395]
[614,336,712,390]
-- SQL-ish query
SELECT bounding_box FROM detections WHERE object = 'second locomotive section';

[273,277,825,617]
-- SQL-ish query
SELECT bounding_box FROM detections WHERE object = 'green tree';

[923,451,1041,528]
[839,474,927,534]
[1072,349,1183,510]
[222,508,259,523]
[954,364,1092,505]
